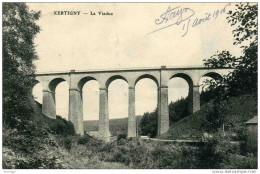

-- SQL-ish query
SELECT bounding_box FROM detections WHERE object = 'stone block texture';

[42,90,56,119]
[69,89,84,135]
[128,87,136,137]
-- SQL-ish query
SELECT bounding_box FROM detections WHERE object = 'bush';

[151,145,198,169]
[78,134,93,145]
[226,153,257,169]
[60,136,73,151]
[197,136,225,169]
[117,133,127,141]
[49,116,75,136]
[196,131,255,169]
[3,120,49,154]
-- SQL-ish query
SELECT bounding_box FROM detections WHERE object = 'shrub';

[78,134,93,145]
[197,136,225,169]
[226,153,257,169]
[117,133,127,141]
[49,116,75,136]
[151,145,198,169]
[60,136,73,151]
[118,138,127,145]
[111,149,131,165]
[3,120,49,154]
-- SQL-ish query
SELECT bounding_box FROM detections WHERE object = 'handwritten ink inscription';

[147,3,231,37]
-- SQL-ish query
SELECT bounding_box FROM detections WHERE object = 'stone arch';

[169,73,193,87]
[198,72,223,84]
[78,76,99,91]
[134,74,159,87]
[49,78,67,92]
[106,75,128,89]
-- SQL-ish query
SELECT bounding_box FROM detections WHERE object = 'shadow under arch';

[135,74,159,87]
[78,76,99,91]
[49,78,67,92]
[106,75,128,89]
[200,72,223,82]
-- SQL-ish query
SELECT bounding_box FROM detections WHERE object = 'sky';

[29,3,244,120]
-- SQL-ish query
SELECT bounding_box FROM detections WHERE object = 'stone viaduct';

[35,66,233,142]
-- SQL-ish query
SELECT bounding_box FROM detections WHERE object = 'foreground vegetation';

[161,94,257,140]
[3,95,257,169]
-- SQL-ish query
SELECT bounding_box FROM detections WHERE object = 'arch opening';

[135,74,159,88]
[108,79,129,136]
[199,75,221,106]
[136,78,158,137]
[78,76,97,91]
[106,75,128,89]
[170,73,193,87]
[81,79,99,133]
[55,81,69,120]
[199,72,223,94]
[168,77,190,125]
[49,78,66,92]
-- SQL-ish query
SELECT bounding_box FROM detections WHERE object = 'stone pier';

[128,87,136,138]
[99,88,110,142]
[158,86,169,135]
[68,88,84,135]
[42,90,56,119]
[192,85,200,113]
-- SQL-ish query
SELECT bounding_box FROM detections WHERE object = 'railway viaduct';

[35,66,233,142]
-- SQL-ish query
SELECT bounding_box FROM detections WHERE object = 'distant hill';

[84,116,142,136]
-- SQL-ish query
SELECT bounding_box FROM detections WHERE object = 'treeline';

[139,89,217,137]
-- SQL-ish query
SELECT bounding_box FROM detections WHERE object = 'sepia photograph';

[2,1,258,171]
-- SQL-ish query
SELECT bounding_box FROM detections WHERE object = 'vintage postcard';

[2,1,258,172]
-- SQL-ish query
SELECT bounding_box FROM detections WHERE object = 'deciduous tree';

[3,3,40,127]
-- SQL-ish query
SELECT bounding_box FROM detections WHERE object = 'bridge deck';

[35,66,233,76]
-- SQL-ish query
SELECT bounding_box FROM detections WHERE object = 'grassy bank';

[161,94,257,140]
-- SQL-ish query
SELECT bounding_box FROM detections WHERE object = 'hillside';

[3,96,257,169]
[84,116,142,136]
[3,99,128,169]
[160,94,257,140]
